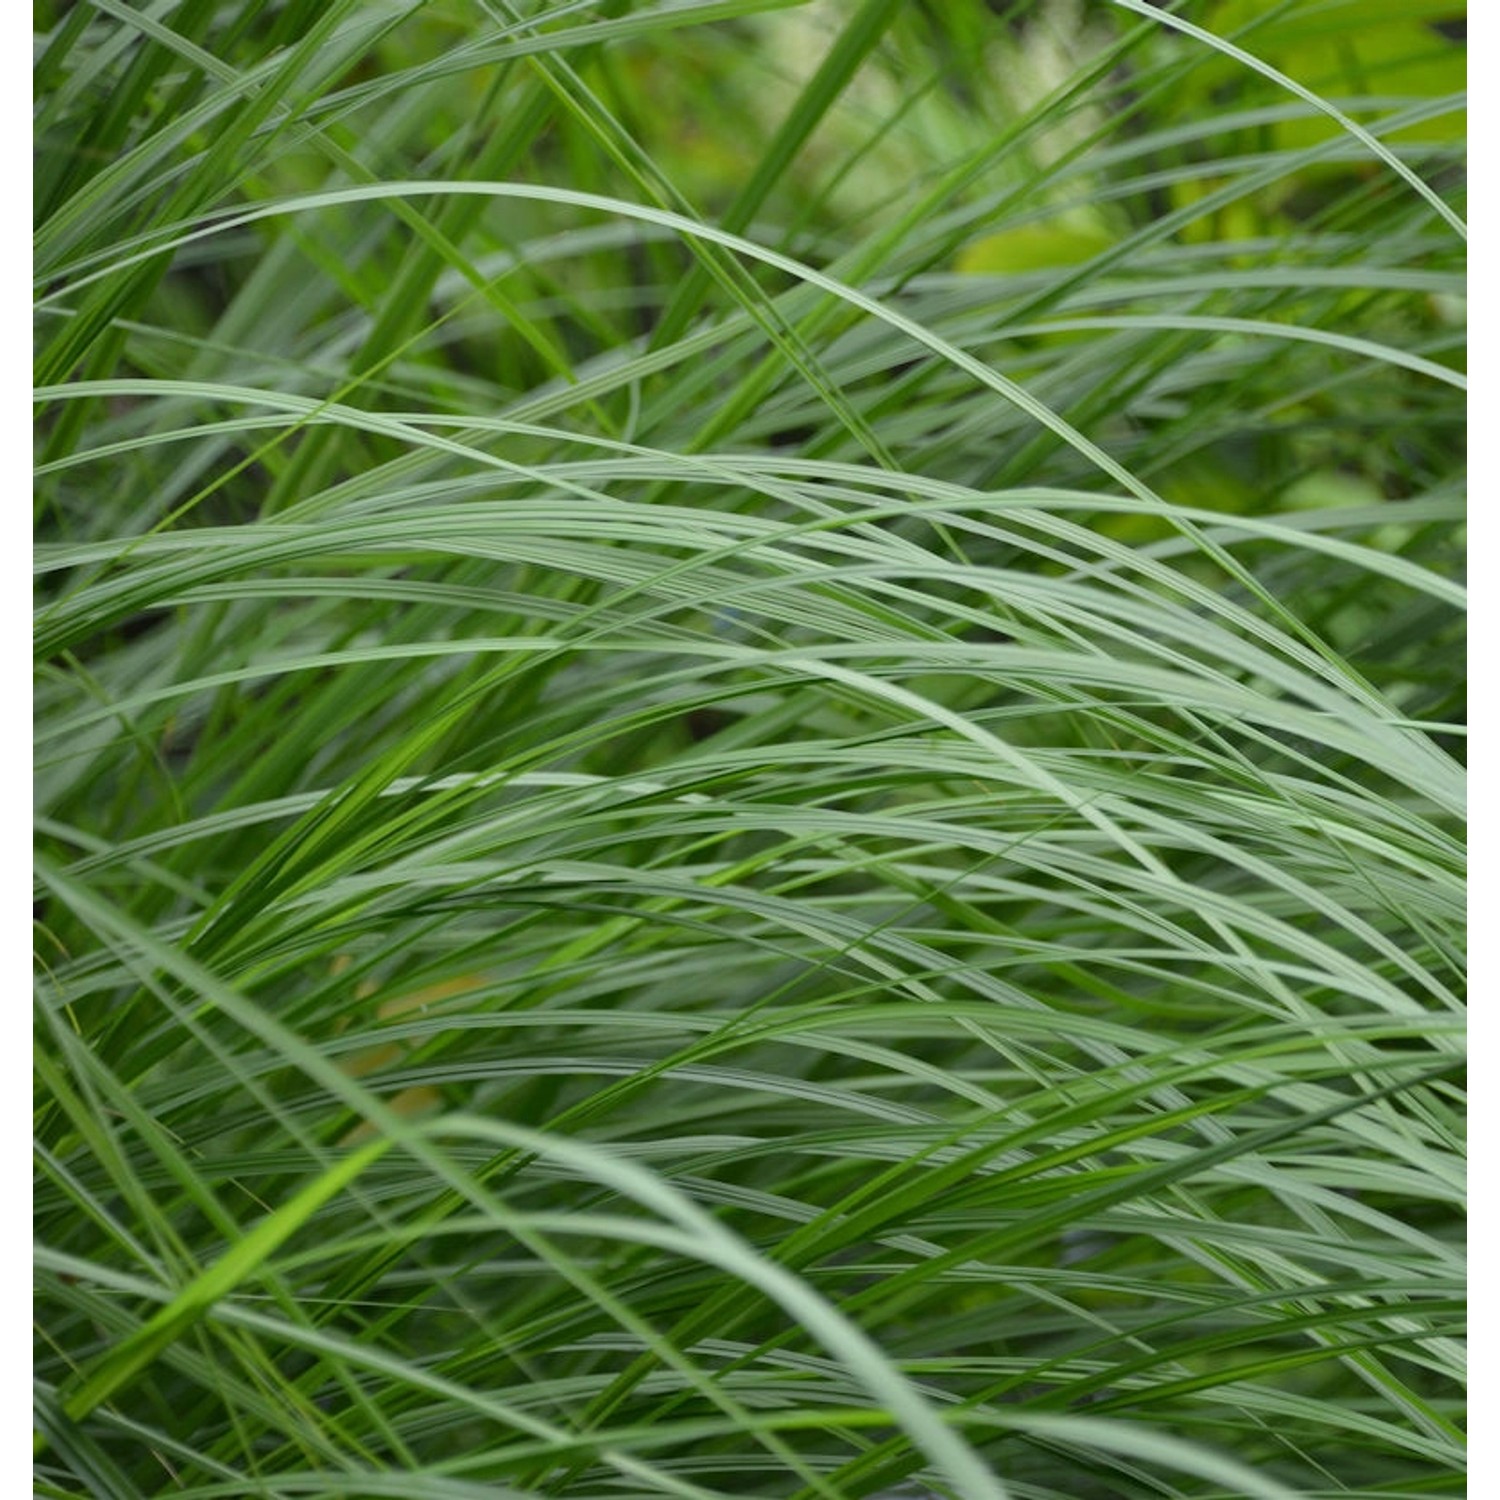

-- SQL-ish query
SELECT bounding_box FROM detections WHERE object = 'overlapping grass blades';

[35,2,1464,1496]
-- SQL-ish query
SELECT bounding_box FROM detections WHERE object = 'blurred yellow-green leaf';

[955,219,1114,275]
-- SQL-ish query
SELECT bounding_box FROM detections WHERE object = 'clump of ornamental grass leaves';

[33,1,1465,1496]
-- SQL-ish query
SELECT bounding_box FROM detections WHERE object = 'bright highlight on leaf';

[43,1137,391,1448]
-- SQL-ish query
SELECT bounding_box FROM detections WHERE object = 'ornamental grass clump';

[34,2,1465,1496]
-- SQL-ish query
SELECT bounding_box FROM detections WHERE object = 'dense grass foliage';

[34,2,1465,1496]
